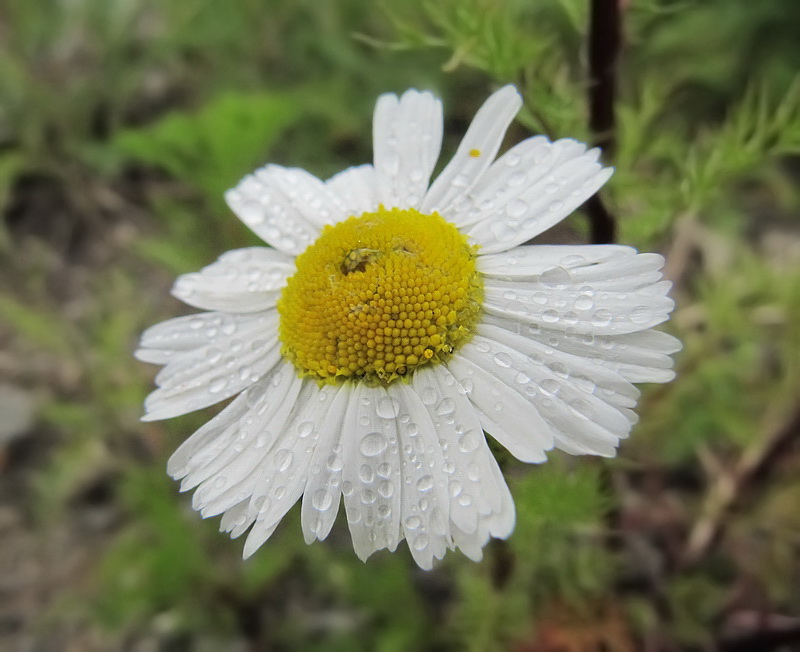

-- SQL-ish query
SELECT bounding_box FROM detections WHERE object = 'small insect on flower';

[136,85,680,569]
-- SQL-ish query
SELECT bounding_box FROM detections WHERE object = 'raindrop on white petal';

[629,306,652,324]
[592,309,613,327]
[416,475,433,492]
[359,464,375,483]
[541,309,559,323]
[296,421,314,438]
[361,488,377,504]
[312,489,333,511]
[376,396,400,419]
[359,432,388,456]
[436,398,455,416]
[493,352,512,368]
[209,378,228,394]
[507,199,529,217]
[458,430,482,453]
[405,515,422,530]
[575,295,594,311]
[541,379,561,396]
[274,449,293,472]
[540,266,572,287]
[413,534,430,551]
[326,454,343,472]
[378,480,394,498]
[420,386,438,405]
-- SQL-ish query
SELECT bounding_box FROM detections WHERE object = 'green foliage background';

[1,0,798,650]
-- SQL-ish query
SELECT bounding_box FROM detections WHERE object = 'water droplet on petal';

[592,309,613,327]
[312,489,333,511]
[359,432,388,456]
[413,534,430,551]
[416,475,433,492]
[274,449,293,472]
[359,464,375,483]
[376,396,400,419]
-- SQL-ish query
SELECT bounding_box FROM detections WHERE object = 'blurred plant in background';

[0,0,798,650]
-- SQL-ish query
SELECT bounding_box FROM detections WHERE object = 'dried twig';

[682,403,800,566]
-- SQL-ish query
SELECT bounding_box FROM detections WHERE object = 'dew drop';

[420,386,438,405]
[592,309,613,327]
[312,489,333,511]
[376,462,392,478]
[493,352,512,368]
[405,515,422,530]
[541,309,559,323]
[458,430,481,453]
[361,488,377,504]
[297,421,314,438]
[326,455,343,472]
[359,464,375,483]
[413,534,430,551]
[416,475,434,492]
[274,449,293,472]
[507,199,529,217]
[359,432,388,456]
[208,378,228,394]
[575,295,594,311]
[378,480,394,498]
[435,398,455,416]
[629,305,652,324]
[541,378,561,396]
[540,266,571,287]
[507,171,527,186]
[376,395,401,419]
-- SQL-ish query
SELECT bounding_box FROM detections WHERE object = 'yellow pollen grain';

[277,206,483,385]
[469,149,481,158]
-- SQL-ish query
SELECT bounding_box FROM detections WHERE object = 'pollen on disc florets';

[278,206,483,384]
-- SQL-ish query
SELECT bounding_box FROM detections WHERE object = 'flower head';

[136,85,679,569]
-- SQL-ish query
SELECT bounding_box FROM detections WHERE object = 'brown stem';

[583,0,621,244]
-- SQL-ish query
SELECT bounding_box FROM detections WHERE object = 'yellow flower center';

[278,206,482,384]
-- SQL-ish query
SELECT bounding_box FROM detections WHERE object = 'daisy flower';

[136,85,679,569]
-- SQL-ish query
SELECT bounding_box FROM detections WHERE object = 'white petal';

[422,85,522,215]
[482,311,680,384]
[326,164,380,217]
[465,142,613,254]
[173,364,302,494]
[187,371,304,518]
[469,329,633,457]
[225,165,346,255]
[242,382,339,559]
[373,89,443,209]
[450,457,515,560]
[446,352,554,463]
[341,383,403,561]
[478,244,636,279]
[171,247,295,313]
[300,386,351,543]
[141,312,282,421]
[390,381,451,569]
[412,366,510,537]
[482,262,674,337]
